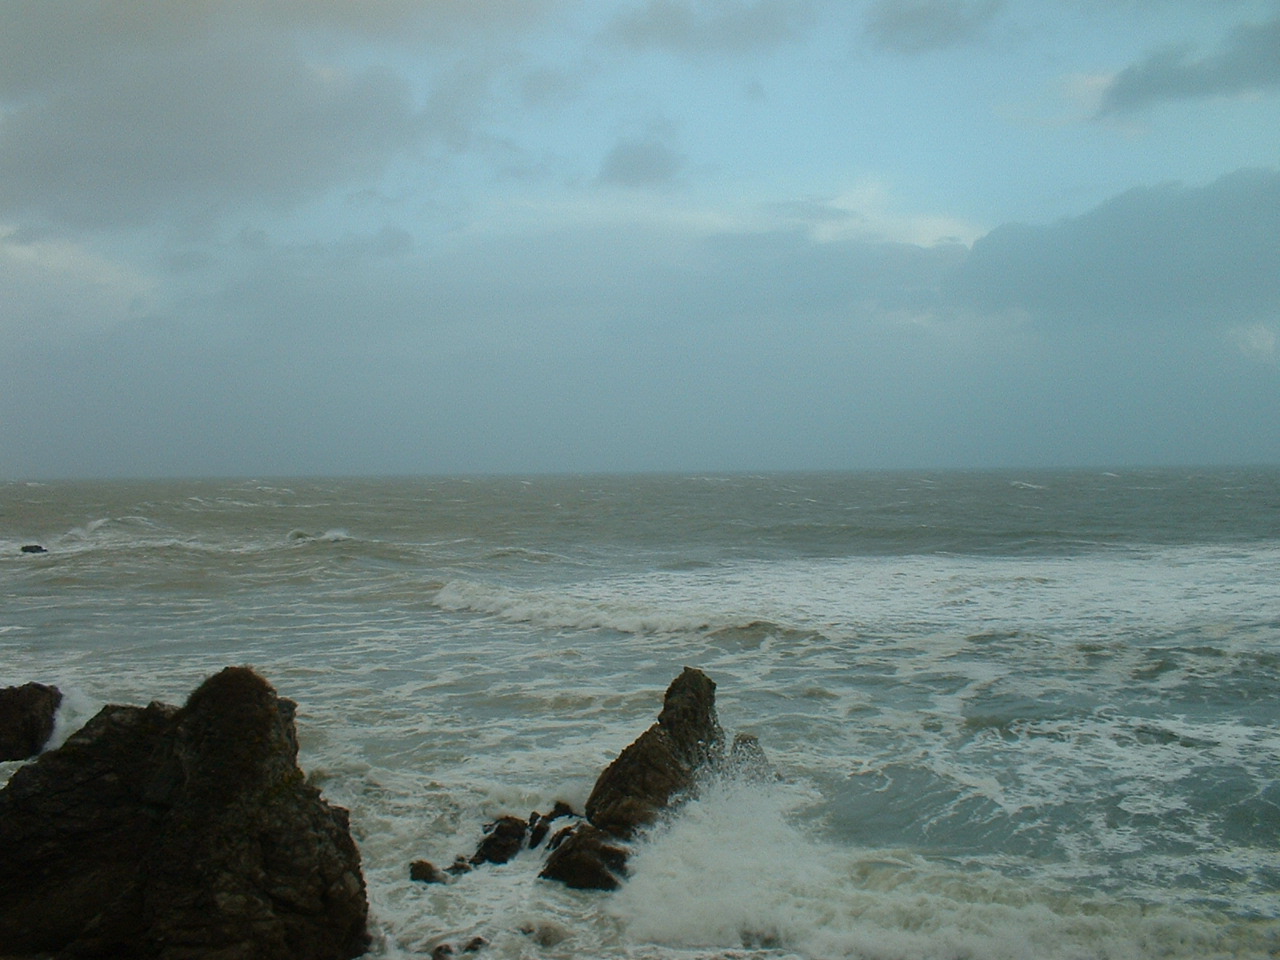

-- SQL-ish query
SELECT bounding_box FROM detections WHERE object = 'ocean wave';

[287,528,354,543]
[431,579,748,635]
[611,776,1280,960]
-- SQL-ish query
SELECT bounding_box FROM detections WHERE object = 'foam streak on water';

[2,470,1278,958]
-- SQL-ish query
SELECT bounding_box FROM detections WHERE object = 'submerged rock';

[410,860,451,884]
[429,935,488,959]
[729,732,777,781]
[0,666,369,960]
[445,855,475,876]
[0,681,62,760]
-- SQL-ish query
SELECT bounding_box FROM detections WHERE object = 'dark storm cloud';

[946,167,1280,327]
[862,0,1004,54]
[0,49,423,229]
[1097,11,1280,113]
[0,0,563,231]
[0,0,563,78]
[605,0,815,54]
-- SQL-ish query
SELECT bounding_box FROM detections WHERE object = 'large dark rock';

[539,824,630,891]
[470,815,528,866]
[0,681,62,760]
[0,667,369,960]
[583,666,723,838]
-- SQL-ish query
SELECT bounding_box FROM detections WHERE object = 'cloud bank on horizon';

[1,0,1277,478]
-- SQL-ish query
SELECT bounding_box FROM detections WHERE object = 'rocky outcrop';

[539,666,725,890]
[583,666,723,839]
[0,666,368,960]
[0,681,62,760]
[408,668,755,895]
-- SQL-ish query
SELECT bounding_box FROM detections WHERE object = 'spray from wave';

[612,774,1280,960]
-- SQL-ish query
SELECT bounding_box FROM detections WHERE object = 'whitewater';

[2,469,1277,958]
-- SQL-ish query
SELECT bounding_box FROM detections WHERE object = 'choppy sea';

[2,470,1278,959]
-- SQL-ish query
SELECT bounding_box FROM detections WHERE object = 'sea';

[2,469,1278,960]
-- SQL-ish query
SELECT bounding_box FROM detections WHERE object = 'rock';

[583,666,723,838]
[0,681,62,760]
[409,860,450,884]
[729,732,776,781]
[19,544,46,554]
[0,666,369,960]
[538,824,629,891]
[470,814,528,865]
[520,920,572,947]
[528,800,575,848]
[445,855,474,876]
[429,933,487,958]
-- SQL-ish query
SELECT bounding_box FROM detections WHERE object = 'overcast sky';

[1,0,1278,478]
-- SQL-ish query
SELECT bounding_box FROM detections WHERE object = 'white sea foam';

[432,543,1280,660]
[613,775,1280,960]
[432,579,751,636]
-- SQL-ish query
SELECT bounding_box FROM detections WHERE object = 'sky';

[1,0,1278,479]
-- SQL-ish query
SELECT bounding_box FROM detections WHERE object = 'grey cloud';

[0,0,563,89]
[0,2,546,231]
[686,228,964,318]
[1097,12,1280,113]
[764,198,863,225]
[5,185,1277,477]
[863,0,1003,55]
[932,167,1280,468]
[0,218,971,477]
[0,45,423,229]
[596,132,687,187]
[947,167,1280,328]
[605,0,815,55]
[520,65,592,109]
[0,2,208,99]
[260,0,567,41]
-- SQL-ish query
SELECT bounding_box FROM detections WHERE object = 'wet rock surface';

[538,823,630,891]
[528,800,574,848]
[0,681,62,760]
[0,666,369,960]
[584,666,723,839]
[410,860,451,884]
[470,814,529,866]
